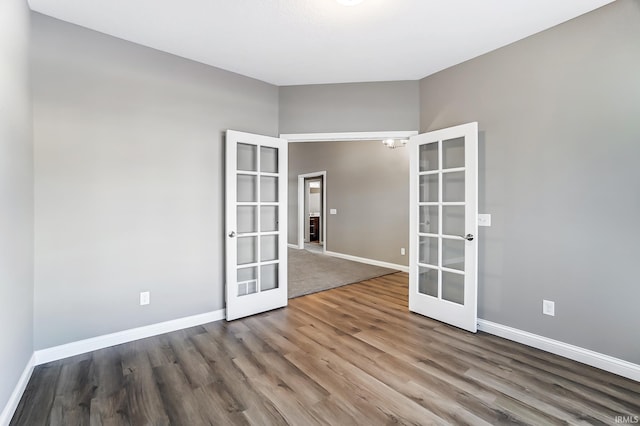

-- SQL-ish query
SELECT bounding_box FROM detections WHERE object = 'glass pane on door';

[237,206,257,234]
[442,271,464,305]
[443,171,465,202]
[442,239,464,271]
[261,264,279,291]
[237,144,257,171]
[237,175,257,202]
[261,146,278,173]
[261,176,278,202]
[419,143,438,171]
[420,175,439,202]
[419,236,438,266]
[418,267,438,297]
[442,137,465,169]
[260,206,278,232]
[260,235,278,262]
[443,206,464,236]
[419,206,439,234]
[237,236,257,265]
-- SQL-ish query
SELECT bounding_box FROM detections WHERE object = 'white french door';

[409,122,478,332]
[225,130,288,321]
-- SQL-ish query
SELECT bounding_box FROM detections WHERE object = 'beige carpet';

[288,248,398,299]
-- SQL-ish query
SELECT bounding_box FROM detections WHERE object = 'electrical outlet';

[140,291,150,306]
[330,209,337,215]
[400,248,406,256]
[543,299,555,316]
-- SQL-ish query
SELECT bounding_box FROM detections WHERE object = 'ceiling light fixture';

[336,0,364,6]
[382,139,408,149]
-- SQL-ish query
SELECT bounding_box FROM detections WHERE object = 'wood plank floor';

[11,272,640,425]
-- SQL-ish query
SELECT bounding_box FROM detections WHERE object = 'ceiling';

[28,0,614,86]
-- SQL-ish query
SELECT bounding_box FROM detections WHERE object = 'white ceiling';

[28,0,614,86]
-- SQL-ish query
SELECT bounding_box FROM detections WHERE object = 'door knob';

[228,231,236,238]
[463,234,474,241]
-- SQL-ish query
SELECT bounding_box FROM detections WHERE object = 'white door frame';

[297,171,327,252]
[281,130,418,143]
[281,130,418,254]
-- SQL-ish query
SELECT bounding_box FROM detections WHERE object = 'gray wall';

[32,14,279,349]
[289,141,409,267]
[420,0,640,363]
[0,0,33,415]
[279,81,419,134]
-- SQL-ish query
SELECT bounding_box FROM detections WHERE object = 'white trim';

[34,309,225,365]
[288,243,300,249]
[477,319,640,382]
[325,250,408,273]
[281,130,418,143]
[0,353,35,426]
[297,171,327,252]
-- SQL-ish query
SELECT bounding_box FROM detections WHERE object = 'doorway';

[297,171,326,254]
[282,128,478,333]
[304,176,324,253]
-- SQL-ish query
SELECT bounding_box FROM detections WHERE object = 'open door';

[297,171,327,252]
[409,122,478,332]
[225,130,288,321]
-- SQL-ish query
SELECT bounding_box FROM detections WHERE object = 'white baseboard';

[287,243,301,249]
[34,309,225,366]
[325,250,409,273]
[0,353,35,426]
[477,319,640,382]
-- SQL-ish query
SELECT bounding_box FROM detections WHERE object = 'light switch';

[543,300,555,316]
[478,214,492,227]
[330,209,337,215]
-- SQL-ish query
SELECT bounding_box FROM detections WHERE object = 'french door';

[409,122,478,332]
[225,130,288,321]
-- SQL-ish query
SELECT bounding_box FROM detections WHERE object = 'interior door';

[225,130,287,321]
[409,122,478,332]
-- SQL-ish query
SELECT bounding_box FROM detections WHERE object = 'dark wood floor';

[11,272,640,425]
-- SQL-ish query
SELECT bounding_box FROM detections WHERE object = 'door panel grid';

[410,122,478,333]
[417,138,467,303]
[236,145,279,296]
[226,131,288,321]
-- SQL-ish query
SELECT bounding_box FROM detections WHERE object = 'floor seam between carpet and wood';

[288,248,399,299]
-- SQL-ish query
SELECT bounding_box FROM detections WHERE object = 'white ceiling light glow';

[336,0,364,6]
[27,0,616,85]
